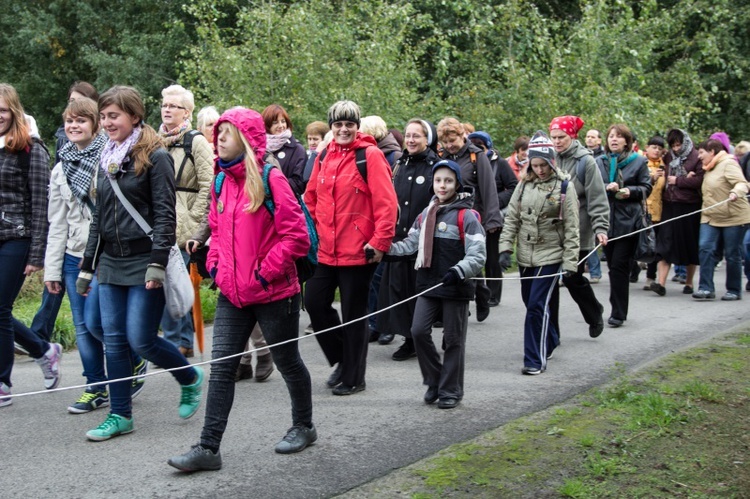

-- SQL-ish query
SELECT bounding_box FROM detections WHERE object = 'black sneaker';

[275,424,318,454]
[378,332,395,345]
[326,364,342,388]
[131,359,148,399]
[392,340,416,361]
[168,444,222,472]
[68,390,109,414]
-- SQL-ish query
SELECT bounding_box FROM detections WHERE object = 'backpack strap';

[558,179,569,220]
[214,171,226,198]
[262,163,276,215]
[316,147,368,183]
[174,130,202,193]
[576,156,587,187]
[470,151,477,176]
[457,209,465,245]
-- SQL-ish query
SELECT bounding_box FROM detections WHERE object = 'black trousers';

[559,250,604,329]
[484,229,502,303]
[305,263,376,387]
[603,235,638,321]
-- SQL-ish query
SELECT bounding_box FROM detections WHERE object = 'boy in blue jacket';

[388,160,486,409]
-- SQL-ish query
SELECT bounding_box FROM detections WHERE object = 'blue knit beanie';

[432,159,463,190]
[467,131,493,150]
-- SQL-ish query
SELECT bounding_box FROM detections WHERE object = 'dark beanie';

[432,159,463,189]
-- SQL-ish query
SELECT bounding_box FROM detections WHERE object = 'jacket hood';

[378,133,401,155]
[214,108,267,166]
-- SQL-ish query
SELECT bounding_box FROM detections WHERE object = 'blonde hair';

[735,140,750,157]
[161,84,195,121]
[196,106,219,131]
[224,123,265,213]
[359,115,388,141]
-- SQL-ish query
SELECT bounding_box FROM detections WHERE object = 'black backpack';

[317,147,369,182]
[171,130,203,193]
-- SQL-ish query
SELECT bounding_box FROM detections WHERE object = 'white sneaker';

[0,382,11,407]
[36,343,62,389]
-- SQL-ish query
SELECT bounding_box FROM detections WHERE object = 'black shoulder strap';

[317,147,368,183]
[174,130,202,186]
[576,156,587,185]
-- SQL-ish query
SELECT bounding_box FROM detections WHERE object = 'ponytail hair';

[98,85,162,176]
[0,84,32,154]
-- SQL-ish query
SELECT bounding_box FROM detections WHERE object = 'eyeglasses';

[161,104,186,110]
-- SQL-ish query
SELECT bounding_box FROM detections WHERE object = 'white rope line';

[6,195,743,399]
[6,283,444,400]
[476,196,736,280]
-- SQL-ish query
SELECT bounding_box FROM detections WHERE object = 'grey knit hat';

[327,100,361,127]
[527,130,555,167]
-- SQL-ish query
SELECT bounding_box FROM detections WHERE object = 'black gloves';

[498,252,512,271]
[441,269,461,286]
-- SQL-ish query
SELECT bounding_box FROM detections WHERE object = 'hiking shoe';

[254,354,274,382]
[721,292,741,301]
[86,413,133,441]
[275,424,318,454]
[235,362,253,382]
[178,367,204,419]
[332,383,366,396]
[0,382,11,408]
[476,305,490,322]
[168,444,222,472]
[608,317,624,327]
[131,359,148,399]
[326,363,343,388]
[522,366,543,375]
[392,339,417,361]
[692,290,715,300]
[68,390,109,414]
[36,343,62,389]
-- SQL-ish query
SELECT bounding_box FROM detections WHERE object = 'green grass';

[14,274,220,351]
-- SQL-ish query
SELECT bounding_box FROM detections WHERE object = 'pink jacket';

[206,108,309,308]
[304,133,397,266]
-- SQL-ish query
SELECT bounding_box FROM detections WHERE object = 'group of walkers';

[1,79,749,472]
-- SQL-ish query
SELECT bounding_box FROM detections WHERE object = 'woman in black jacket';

[77,86,203,441]
[262,104,307,195]
[596,124,651,327]
[377,119,439,360]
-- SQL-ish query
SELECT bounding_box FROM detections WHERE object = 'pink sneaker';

[0,382,11,407]
[36,343,63,389]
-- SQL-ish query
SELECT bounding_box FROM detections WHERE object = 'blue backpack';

[261,164,319,283]
[213,164,319,283]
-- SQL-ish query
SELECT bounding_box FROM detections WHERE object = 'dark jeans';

[200,293,311,450]
[367,261,385,332]
[559,250,604,328]
[11,283,64,343]
[603,235,638,321]
[0,239,49,386]
[485,229,503,303]
[305,263,375,387]
[698,223,746,295]
[520,265,560,370]
[99,283,195,417]
[410,297,467,400]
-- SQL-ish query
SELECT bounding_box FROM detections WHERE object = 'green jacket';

[500,169,580,272]
[555,140,609,250]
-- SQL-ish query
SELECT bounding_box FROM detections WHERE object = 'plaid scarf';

[159,120,191,145]
[58,132,107,210]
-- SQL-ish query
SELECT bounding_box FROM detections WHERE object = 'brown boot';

[254,354,274,382]
[235,363,253,382]
[178,346,194,358]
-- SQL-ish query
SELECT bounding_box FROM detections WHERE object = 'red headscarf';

[549,116,585,139]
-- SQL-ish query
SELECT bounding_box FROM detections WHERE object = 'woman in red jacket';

[168,108,314,472]
[304,100,398,395]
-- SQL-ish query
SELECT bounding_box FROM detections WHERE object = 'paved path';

[1,266,748,498]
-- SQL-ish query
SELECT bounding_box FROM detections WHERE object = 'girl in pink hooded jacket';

[169,108,316,472]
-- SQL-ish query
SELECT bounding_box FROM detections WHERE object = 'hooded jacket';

[555,140,609,249]
[206,108,310,308]
[700,151,750,227]
[443,142,503,231]
[388,190,486,300]
[377,132,403,167]
[500,168,580,272]
[304,132,398,266]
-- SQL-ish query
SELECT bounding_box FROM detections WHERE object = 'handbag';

[633,200,657,263]
[108,178,194,319]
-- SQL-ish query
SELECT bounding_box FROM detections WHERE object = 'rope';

[5,195,743,399]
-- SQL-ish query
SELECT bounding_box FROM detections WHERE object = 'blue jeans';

[12,284,65,343]
[99,283,196,417]
[587,249,602,279]
[161,250,194,349]
[59,254,106,386]
[674,264,686,278]
[698,223,746,295]
[201,293,311,449]
[0,239,49,386]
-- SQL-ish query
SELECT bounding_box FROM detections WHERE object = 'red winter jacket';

[304,133,397,266]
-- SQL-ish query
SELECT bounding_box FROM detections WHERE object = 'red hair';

[261,104,293,133]
[0,84,31,153]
